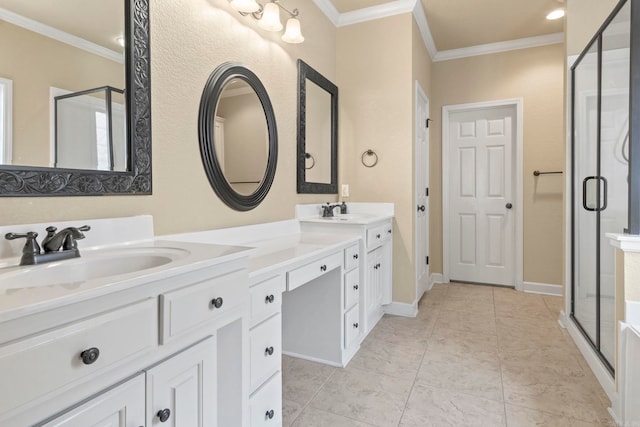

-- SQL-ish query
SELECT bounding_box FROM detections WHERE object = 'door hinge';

[425,187,429,197]
[426,256,429,265]
[426,118,431,128]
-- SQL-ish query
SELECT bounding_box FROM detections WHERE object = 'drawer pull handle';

[265,346,274,356]
[353,322,359,328]
[353,284,359,290]
[157,408,171,423]
[353,254,359,260]
[266,409,275,420]
[210,297,224,309]
[265,294,275,304]
[388,229,392,234]
[376,234,381,239]
[80,347,100,365]
[320,264,327,272]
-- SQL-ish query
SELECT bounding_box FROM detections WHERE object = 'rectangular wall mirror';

[0,0,151,196]
[296,59,338,194]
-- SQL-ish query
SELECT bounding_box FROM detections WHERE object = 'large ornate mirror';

[199,63,278,211]
[0,0,151,196]
[297,59,338,194]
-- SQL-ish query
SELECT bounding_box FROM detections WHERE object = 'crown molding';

[313,1,565,62]
[433,33,565,62]
[0,7,124,64]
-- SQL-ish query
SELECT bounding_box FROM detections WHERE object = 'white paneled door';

[449,107,515,286]
[415,83,429,296]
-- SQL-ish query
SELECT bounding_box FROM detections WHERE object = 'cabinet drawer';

[249,372,282,427]
[0,299,156,416]
[366,223,392,250]
[287,252,342,292]
[250,275,284,327]
[160,269,247,343]
[344,304,360,349]
[344,268,360,310]
[344,244,360,271]
[250,314,281,391]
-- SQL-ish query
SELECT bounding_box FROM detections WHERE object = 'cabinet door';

[366,248,382,327]
[41,374,145,427]
[147,337,216,427]
[381,239,392,305]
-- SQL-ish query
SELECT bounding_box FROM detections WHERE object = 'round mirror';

[199,63,278,211]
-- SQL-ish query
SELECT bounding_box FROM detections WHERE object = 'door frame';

[442,98,524,290]
[415,81,430,299]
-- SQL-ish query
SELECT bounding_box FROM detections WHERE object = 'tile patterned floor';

[282,282,616,427]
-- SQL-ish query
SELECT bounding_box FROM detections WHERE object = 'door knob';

[417,205,426,212]
[506,203,513,209]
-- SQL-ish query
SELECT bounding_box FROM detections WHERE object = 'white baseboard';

[562,312,618,408]
[431,273,444,284]
[282,350,343,368]
[384,301,418,317]
[523,281,563,296]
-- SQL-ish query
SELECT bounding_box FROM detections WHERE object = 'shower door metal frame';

[570,0,635,377]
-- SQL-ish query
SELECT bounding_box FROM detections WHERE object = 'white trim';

[281,350,343,368]
[626,301,640,325]
[442,98,524,291]
[384,301,418,317]
[312,1,563,62]
[562,311,618,406]
[606,232,640,253]
[522,281,563,296]
[433,33,564,62]
[430,273,444,284]
[0,7,124,64]
[0,77,13,165]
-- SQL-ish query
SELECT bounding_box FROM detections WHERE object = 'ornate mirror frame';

[296,59,338,194]
[0,0,152,197]
[198,62,278,211]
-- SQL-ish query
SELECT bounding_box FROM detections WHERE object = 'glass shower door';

[571,0,630,373]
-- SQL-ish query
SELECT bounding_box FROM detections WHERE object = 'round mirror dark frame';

[198,63,278,211]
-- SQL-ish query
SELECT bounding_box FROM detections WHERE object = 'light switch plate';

[341,184,349,197]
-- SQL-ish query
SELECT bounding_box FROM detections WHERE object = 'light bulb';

[258,2,283,32]
[282,17,304,43]
[230,0,260,13]
[546,9,565,20]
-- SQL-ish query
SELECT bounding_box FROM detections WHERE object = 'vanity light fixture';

[230,0,304,43]
[546,8,565,20]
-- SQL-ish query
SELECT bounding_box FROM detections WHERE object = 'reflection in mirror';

[199,62,278,211]
[215,79,268,195]
[0,0,151,196]
[297,59,338,194]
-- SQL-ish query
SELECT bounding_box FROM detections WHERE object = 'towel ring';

[361,149,378,168]
[304,153,316,170]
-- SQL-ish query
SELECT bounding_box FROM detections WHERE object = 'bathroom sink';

[0,246,190,291]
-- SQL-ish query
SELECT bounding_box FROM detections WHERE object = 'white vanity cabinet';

[0,253,251,427]
[299,217,393,336]
[248,275,285,427]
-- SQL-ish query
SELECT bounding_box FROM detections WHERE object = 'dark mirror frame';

[296,59,338,194]
[0,0,151,197]
[198,62,278,211]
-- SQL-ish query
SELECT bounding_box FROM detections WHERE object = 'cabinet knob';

[80,347,100,365]
[265,346,274,356]
[320,264,327,272]
[265,294,275,304]
[353,323,359,328]
[157,408,171,423]
[353,254,359,260]
[376,234,381,239]
[265,409,275,420]
[387,229,392,234]
[353,284,359,290]
[210,297,224,309]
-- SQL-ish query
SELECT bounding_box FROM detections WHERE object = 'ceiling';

[330,0,564,51]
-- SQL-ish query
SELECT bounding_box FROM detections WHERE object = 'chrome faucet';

[5,225,90,265]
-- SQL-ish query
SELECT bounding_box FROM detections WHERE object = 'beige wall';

[0,0,337,233]
[431,44,565,285]
[0,22,124,167]
[337,13,431,304]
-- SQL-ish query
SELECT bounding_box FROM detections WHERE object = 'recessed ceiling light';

[546,9,565,20]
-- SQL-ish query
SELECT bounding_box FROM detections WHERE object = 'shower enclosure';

[571,0,631,374]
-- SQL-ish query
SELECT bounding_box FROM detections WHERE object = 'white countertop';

[295,203,394,225]
[0,239,252,322]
